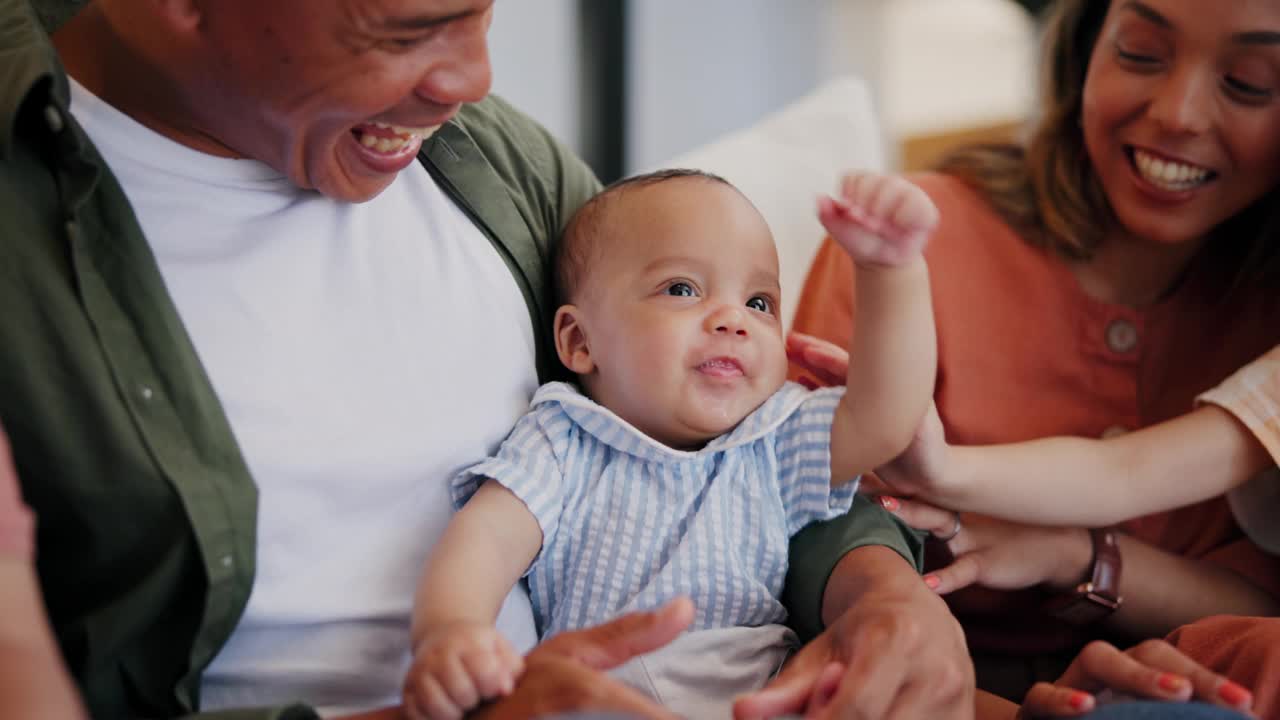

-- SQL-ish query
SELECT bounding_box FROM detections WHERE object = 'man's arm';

[754,498,973,719]
[742,532,973,719]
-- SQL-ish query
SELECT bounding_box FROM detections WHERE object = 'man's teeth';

[357,121,433,153]
[359,134,415,152]
[1133,149,1211,191]
[369,120,434,136]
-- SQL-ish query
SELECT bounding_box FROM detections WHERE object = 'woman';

[789,0,1280,716]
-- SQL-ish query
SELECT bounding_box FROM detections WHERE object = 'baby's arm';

[935,406,1272,527]
[820,172,938,484]
[405,480,542,720]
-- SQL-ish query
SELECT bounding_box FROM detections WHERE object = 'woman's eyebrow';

[1119,1,1173,29]
[1232,30,1280,47]
[1121,1,1280,48]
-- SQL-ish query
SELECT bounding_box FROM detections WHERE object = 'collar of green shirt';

[0,0,71,160]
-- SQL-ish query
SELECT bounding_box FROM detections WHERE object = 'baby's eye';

[746,296,772,313]
[666,282,696,297]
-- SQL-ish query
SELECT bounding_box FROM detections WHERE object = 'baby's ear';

[554,306,594,375]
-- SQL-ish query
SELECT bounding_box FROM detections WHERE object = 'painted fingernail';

[1158,673,1188,692]
[1218,681,1252,707]
[879,496,900,512]
[923,574,941,590]
[1069,692,1094,712]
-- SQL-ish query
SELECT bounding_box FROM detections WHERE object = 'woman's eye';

[666,282,696,297]
[746,296,772,313]
[1115,42,1160,67]
[1225,75,1274,102]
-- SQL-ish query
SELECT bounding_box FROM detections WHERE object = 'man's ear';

[554,306,594,375]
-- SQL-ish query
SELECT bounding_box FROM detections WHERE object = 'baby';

[403,168,939,719]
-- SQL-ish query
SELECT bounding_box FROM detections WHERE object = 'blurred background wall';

[488,0,1047,182]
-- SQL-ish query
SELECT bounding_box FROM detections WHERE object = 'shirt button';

[44,104,65,134]
[1105,318,1138,354]
[1100,425,1128,439]
[139,384,154,401]
[221,555,234,569]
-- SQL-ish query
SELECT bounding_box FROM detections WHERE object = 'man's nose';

[705,305,748,337]
[415,10,494,106]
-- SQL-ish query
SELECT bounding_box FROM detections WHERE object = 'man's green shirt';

[0,1,922,717]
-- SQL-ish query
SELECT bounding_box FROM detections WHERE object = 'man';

[0,0,971,717]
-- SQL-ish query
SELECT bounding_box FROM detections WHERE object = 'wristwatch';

[1046,527,1123,625]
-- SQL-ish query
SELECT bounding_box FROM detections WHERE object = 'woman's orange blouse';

[790,172,1280,654]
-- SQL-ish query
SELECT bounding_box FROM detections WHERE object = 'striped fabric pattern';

[453,381,857,638]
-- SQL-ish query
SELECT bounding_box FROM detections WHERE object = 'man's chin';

[314,175,399,203]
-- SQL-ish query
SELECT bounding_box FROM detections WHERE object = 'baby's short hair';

[555,168,732,305]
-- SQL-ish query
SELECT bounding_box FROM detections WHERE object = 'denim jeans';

[1083,701,1249,720]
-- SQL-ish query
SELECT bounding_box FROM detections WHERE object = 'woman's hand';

[878,496,1094,595]
[787,332,849,389]
[788,332,954,499]
[1017,639,1255,718]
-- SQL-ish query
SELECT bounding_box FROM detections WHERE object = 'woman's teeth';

[1133,149,1212,192]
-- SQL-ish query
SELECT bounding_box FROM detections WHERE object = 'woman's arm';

[936,405,1271,526]
[792,331,1274,527]
[887,500,1280,638]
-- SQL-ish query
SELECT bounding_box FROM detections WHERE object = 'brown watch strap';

[1047,528,1123,625]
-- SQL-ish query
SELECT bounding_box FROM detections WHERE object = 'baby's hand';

[404,621,525,720]
[819,171,939,268]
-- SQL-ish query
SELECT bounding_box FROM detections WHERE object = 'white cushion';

[655,77,885,330]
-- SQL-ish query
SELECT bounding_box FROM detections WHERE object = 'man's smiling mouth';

[351,121,434,155]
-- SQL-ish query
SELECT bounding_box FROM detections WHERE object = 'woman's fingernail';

[1069,692,1095,712]
[1218,680,1252,707]
[879,496,900,512]
[1158,673,1188,692]
[923,574,941,590]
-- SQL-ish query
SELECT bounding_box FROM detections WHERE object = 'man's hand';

[404,620,524,720]
[819,172,938,269]
[734,547,974,719]
[470,597,694,720]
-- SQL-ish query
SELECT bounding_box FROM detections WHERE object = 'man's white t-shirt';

[69,79,541,715]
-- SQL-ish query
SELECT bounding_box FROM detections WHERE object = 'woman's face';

[1082,0,1280,247]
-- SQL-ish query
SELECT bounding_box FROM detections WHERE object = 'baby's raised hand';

[819,171,939,268]
[404,620,525,720]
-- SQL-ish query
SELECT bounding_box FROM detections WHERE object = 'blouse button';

[1105,318,1138,354]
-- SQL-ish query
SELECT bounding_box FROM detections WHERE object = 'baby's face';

[567,179,787,448]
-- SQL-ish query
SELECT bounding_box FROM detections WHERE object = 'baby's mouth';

[697,357,745,378]
[350,121,434,155]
